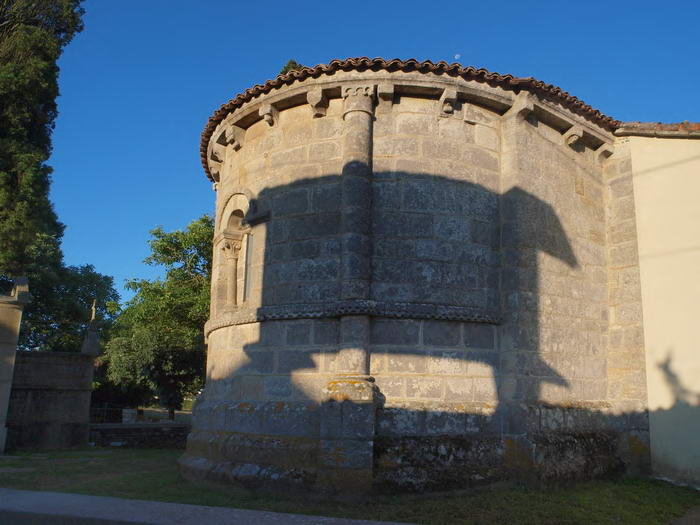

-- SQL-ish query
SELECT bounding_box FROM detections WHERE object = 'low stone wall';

[6,351,93,450]
[89,423,190,449]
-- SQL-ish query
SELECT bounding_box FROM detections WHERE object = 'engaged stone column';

[318,85,377,492]
[0,278,29,452]
[223,234,243,308]
[337,85,374,378]
[212,231,244,314]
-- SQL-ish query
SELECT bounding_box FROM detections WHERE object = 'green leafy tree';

[103,216,213,418]
[279,59,304,75]
[20,264,120,351]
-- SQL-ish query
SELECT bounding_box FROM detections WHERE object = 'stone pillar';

[338,84,374,377]
[0,278,29,452]
[603,138,650,474]
[217,232,244,311]
[318,85,377,492]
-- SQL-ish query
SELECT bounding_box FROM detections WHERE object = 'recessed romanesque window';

[215,209,250,313]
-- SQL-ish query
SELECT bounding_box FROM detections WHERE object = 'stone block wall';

[371,96,500,312]
[499,106,610,420]
[6,351,93,450]
[182,66,651,493]
[89,423,190,449]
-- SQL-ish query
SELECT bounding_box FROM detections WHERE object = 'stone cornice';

[204,300,500,336]
[615,122,700,139]
[200,57,627,181]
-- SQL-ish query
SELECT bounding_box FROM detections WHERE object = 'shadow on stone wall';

[182,165,653,493]
[646,351,700,487]
[6,351,93,450]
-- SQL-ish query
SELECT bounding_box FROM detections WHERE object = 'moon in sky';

[454,54,461,60]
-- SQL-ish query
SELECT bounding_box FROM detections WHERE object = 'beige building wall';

[629,135,700,485]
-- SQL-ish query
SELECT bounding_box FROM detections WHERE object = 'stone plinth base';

[317,378,378,494]
[180,400,649,494]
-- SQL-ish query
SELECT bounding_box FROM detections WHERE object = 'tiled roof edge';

[200,57,625,180]
[615,121,700,138]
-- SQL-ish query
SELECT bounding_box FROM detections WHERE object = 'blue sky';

[49,0,700,302]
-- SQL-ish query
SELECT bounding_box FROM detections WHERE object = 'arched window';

[213,194,251,315]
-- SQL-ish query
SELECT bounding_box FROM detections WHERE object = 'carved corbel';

[307,88,328,118]
[209,162,222,182]
[210,142,226,163]
[563,125,584,147]
[596,143,614,164]
[504,91,535,120]
[223,125,244,151]
[439,88,458,117]
[377,83,394,111]
[208,141,225,182]
[259,103,278,126]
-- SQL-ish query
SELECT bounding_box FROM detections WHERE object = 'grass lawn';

[0,448,698,524]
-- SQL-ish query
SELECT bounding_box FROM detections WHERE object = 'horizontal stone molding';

[205,74,617,181]
[614,125,700,139]
[199,57,627,176]
[205,300,500,336]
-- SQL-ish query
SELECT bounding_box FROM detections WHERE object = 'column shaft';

[337,86,374,377]
[317,85,377,494]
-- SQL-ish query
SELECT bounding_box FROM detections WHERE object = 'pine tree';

[0,0,84,277]
[0,2,118,350]
[279,59,304,75]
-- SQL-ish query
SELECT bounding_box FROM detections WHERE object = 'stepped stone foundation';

[180,59,663,493]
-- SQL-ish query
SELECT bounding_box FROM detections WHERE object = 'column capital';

[222,238,242,260]
[342,84,375,99]
[342,84,375,119]
[215,230,245,259]
[214,230,245,245]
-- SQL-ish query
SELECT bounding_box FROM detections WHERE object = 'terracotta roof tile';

[200,58,627,180]
[198,57,699,181]
[615,121,700,137]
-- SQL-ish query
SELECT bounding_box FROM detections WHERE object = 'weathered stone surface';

[6,351,93,451]
[187,67,654,495]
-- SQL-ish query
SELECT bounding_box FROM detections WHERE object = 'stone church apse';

[179,58,650,493]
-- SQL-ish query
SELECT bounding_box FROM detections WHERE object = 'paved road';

[0,488,411,525]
